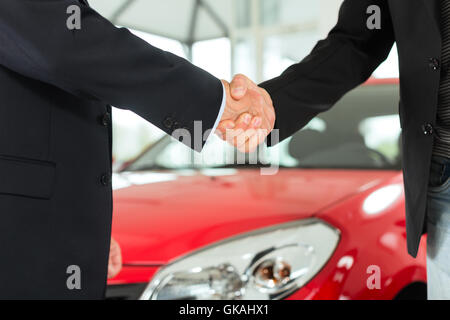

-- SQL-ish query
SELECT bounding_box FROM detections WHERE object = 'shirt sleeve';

[206,81,227,142]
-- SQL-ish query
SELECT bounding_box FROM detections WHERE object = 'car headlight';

[140,219,340,300]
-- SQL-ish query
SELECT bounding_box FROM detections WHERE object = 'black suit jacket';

[0,0,222,299]
[261,0,441,258]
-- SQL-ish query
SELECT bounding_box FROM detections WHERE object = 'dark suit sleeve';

[0,0,223,149]
[260,0,395,145]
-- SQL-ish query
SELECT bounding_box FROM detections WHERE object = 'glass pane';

[359,115,401,163]
[235,0,252,28]
[273,84,401,169]
[260,0,319,27]
[154,140,193,169]
[263,31,319,80]
[260,0,280,26]
[234,37,257,80]
[193,38,231,80]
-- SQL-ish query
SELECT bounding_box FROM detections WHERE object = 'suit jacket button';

[429,58,440,70]
[163,117,174,129]
[101,113,110,127]
[100,174,110,186]
[422,123,434,135]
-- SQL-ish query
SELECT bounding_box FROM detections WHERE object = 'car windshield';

[125,83,401,172]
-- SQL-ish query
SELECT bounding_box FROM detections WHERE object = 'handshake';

[216,75,276,153]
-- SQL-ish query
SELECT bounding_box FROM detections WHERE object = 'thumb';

[230,74,250,100]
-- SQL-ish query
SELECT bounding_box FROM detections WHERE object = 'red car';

[106,79,427,300]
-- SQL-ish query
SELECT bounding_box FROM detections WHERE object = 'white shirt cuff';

[208,81,227,140]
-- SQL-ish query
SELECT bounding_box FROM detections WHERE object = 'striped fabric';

[433,0,450,158]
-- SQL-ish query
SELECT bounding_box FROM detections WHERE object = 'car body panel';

[111,169,399,265]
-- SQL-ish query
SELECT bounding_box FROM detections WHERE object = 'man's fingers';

[237,129,269,153]
[224,127,267,153]
[216,120,235,140]
[236,128,256,151]
[251,116,262,128]
[220,113,252,143]
[234,112,253,130]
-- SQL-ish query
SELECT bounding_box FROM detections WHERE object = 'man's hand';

[108,237,123,279]
[217,75,275,153]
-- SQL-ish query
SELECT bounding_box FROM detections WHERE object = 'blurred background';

[88,0,399,164]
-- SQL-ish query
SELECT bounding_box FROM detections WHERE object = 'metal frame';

[109,0,229,60]
[230,0,317,82]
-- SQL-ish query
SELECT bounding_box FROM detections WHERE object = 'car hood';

[112,169,398,265]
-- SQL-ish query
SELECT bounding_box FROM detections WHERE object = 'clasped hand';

[216,75,275,153]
